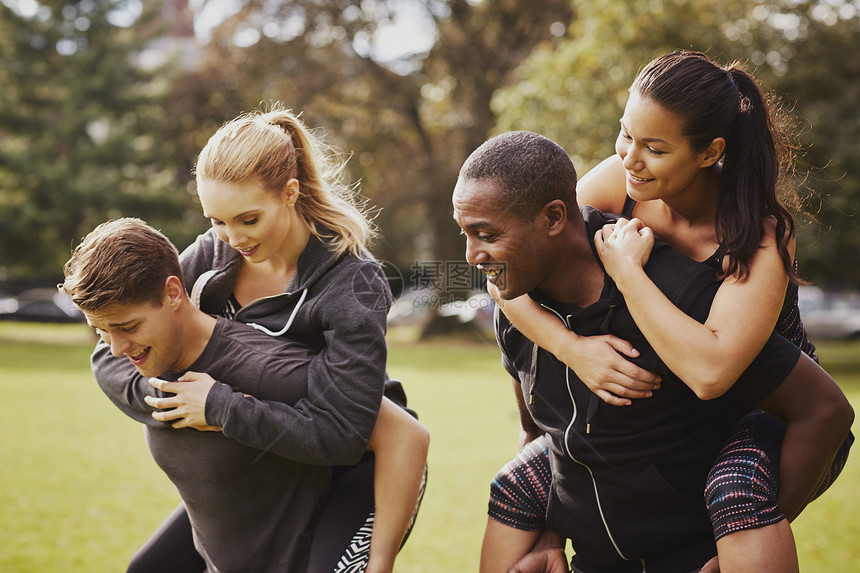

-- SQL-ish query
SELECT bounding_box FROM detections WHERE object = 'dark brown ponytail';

[632,51,802,282]
[717,66,798,281]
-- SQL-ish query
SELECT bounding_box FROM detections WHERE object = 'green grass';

[0,322,857,571]
[0,324,179,572]
[789,340,860,569]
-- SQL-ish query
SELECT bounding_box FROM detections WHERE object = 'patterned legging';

[488,436,553,531]
[704,409,852,540]
[489,416,852,539]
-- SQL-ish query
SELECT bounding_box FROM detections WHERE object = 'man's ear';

[701,137,726,168]
[543,199,568,237]
[164,276,185,309]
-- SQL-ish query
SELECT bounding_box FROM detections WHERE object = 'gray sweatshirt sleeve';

[179,231,217,285]
[90,341,170,427]
[207,266,389,466]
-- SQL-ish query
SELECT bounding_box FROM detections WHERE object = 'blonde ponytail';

[195,104,377,258]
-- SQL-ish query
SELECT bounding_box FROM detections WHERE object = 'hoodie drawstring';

[247,288,308,337]
[589,282,621,433]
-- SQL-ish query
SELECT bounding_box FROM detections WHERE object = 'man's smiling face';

[85,296,184,378]
[452,177,549,301]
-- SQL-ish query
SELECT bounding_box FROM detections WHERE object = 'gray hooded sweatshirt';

[92,227,409,465]
[90,228,410,570]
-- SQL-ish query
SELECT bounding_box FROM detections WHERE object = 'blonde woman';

[94,107,426,573]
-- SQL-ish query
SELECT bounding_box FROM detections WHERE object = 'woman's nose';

[621,145,643,171]
[226,226,246,248]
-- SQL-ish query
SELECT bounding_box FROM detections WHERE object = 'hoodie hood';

[180,224,393,353]
[182,226,372,319]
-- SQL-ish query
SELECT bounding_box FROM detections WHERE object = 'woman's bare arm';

[595,217,792,399]
[491,285,661,406]
[576,155,629,213]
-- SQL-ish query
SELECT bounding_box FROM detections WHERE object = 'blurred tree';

[493,0,860,288]
[0,0,195,286]
[159,0,574,294]
[767,1,860,288]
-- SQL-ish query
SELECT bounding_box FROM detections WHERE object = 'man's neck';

[537,222,605,308]
[172,307,218,373]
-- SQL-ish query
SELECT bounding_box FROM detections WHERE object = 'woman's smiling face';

[197,178,301,263]
[614,91,714,203]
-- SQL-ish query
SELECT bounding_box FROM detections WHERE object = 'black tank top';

[620,195,817,360]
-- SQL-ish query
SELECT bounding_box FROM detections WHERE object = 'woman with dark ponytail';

[490,51,851,572]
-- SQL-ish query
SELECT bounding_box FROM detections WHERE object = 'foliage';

[0,0,198,287]
[157,0,573,278]
[493,0,860,288]
[770,2,860,287]
[2,0,857,291]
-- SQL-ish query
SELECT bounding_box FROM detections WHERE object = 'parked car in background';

[387,288,495,339]
[798,286,860,340]
[438,291,495,330]
[0,288,84,323]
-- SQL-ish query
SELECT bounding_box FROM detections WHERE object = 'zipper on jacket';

[529,343,538,405]
[538,303,629,562]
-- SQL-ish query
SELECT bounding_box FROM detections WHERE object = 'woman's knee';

[705,414,784,539]
[487,438,552,532]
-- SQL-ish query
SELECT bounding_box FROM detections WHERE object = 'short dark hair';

[458,131,577,221]
[60,218,183,312]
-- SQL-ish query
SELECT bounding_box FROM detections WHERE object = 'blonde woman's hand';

[145,372,222,431]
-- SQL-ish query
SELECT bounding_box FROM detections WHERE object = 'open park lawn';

[1,322,857,571]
